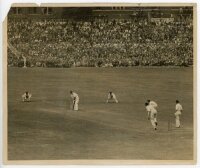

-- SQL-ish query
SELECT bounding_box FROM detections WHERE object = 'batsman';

[70,90,79,111]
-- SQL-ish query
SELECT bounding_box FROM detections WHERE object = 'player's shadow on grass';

[106,102,119,104]
[20,99,40,103]
[21,101,32,103]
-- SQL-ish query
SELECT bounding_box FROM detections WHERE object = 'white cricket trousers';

[73,100,79,111]
[114,98,118,103]
[150,112,157,129]
[175,111,181,127]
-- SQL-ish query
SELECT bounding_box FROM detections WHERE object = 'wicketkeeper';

[22,91,32,102]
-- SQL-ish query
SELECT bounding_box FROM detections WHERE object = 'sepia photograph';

[3,3,196,164]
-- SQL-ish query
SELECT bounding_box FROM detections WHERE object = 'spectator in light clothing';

[175,100,183,128]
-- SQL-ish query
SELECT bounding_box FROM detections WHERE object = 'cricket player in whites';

[70,90,79,111]
[106,91,118,103]
[147,99,158,125]
[22,91,32,102]
[175,100,183,128]
[145,102,158,130]
[147,99,158,109]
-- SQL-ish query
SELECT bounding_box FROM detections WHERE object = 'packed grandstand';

[8,7,193,67]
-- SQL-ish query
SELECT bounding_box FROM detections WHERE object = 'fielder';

[22,91,32,102]
[175,100,183,128]
[145,102,158,130]
[106,91,118,103]
[70,90,79,111]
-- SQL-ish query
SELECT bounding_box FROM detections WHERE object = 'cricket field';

[7,67,194,160]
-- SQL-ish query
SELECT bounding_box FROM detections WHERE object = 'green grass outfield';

[7,67,194,160]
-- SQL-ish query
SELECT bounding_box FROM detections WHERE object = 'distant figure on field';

[106,91,118,103]
[175,100,183,128]
[70,90,79,111]
[147,99,158,109]
[22,91,32,102]
[145,102,158,130]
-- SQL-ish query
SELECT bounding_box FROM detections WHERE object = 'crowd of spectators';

[8,16,193,67]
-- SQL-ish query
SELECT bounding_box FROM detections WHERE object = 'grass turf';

[7,67,193,160]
